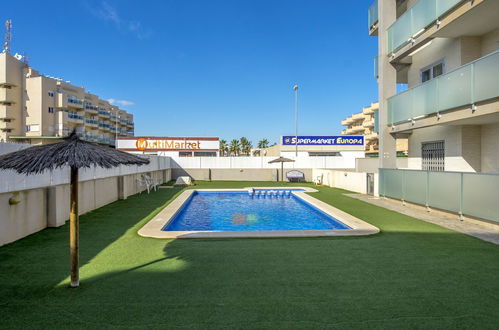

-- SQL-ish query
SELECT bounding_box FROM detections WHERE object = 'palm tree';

[257,139,269,149]
[240,137,252,156]
[219,139,228,156]
[229,139,241,156]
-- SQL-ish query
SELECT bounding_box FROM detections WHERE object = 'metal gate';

[367,173,375,195]
[422,141,445,171]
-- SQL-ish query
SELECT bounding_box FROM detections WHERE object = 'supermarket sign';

[282,136,364,146]
[117,137,220,151]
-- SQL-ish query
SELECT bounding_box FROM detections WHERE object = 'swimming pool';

[138,187,379,238]
[163,191,349,232]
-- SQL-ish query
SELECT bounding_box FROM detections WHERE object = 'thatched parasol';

[0,132,149,288]
[268,156,295,182]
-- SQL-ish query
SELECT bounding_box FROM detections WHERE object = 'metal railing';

[388,51,499,125]
[387,0,464,53]
[379,168,499,223]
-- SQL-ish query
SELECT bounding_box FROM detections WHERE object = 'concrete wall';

[406,124,498,173]
[0,142,31,155]
[312,169,369,194]
[356,157,408,173]
[406,125,480,172]
[0,155,171,247]
[170,155,359,170]
[0,168,171,247]
[481,123,499,173]
[171,168,313,182]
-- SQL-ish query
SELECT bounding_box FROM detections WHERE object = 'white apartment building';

[341,102,408,156]
[369,0,499,223]
[371,0,499,172]
[0,51,134,146]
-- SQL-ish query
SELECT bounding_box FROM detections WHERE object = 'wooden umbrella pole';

[281,162,284,182]
[70,166,79,288]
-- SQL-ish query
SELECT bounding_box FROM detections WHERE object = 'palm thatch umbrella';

[0,132,149,288]
[268,156,295,182]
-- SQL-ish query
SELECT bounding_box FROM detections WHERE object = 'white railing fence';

[170,156,356,170]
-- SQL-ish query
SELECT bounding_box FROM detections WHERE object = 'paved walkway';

[346,194,499,245]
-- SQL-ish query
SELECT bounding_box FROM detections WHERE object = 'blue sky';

[3,0,378,144]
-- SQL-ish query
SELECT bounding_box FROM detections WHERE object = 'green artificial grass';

[1,181,498,329]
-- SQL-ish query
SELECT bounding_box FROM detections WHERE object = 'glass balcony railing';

[68,113,84,120]
[85,119,98,125]
[84,103,98,111]
[387,0,463,53]
[368,0,378,31]
[68,98,83,105]
[388,51,499,125]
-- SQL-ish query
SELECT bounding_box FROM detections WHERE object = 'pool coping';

[138,187,380,239]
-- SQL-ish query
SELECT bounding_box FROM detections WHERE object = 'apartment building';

[370,0,499,172]
[369,0,499,224]
[341,102,408,156]
[0,51,134,146]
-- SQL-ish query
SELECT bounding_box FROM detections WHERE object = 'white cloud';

[108,98,135,107]
[85,1,152,39]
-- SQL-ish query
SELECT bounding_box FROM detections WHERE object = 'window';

[308,152,341,157]
[48,107,54,113]
[26,125,40,132]
[193,151,217,157]
[422,141,444,171]
[48,91,54,97]
[421,60,445,83]
[179,152,193,157]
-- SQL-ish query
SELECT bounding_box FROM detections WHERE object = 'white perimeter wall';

[312,169,378,195]
[170,152,364,170]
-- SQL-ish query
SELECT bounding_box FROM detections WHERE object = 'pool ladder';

[249,190,292,198]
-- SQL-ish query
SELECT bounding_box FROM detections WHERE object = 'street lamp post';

[293,84,299,157]
[115,109,118,144]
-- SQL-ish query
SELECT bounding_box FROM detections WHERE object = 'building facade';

[370,0,499,173]
[0,52,134,146]
[341,102,408,156]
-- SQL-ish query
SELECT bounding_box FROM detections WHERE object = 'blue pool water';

[163,191,349,231]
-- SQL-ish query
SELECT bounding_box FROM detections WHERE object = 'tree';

[240,137,252,156]
[229,139,241,156]
[219,139,228,156]
[257,139,269,149]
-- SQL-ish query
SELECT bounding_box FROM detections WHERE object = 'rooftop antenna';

[4,19,12,54]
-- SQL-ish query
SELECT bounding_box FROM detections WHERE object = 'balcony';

[68,113,84,124]
[388,51,499,130]
[98,109,110,118]
[85,118,99,128]
[368,0,378,35]
[67,98,84,109]
[387,0,465,54]
[374,56,378,79]
[84,103,99,115]
[363,120,374,128]
[0,82,17,89]
[350,125,365,133]
[341,118,352,126]
[365,133,378,141]
[0,120,14,132]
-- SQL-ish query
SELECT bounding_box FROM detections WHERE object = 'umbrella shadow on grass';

[0,187,183,301]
